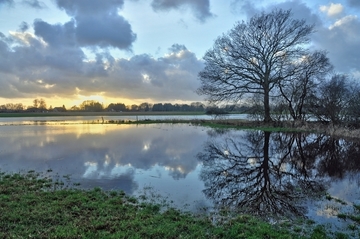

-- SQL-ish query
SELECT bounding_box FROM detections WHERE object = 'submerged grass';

[0,171,341,239]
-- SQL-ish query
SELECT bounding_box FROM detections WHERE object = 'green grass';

[0,171,334,239]
[336,202,360,225]
[196,120,308,133]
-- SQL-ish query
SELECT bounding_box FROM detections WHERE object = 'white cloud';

[320,3,344,17]
[329,15,358,30]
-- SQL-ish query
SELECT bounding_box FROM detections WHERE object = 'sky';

[0,0,359,108]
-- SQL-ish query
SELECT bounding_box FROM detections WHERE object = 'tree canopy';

[197,9,331,122]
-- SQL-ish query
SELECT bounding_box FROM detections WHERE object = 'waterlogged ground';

[0,119,359,236]
[0,114,248,126]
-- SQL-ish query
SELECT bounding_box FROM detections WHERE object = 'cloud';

[230,0,321,25]
[18,22,29,32]
[329,15,357,30]
[151,0,214,22]
[0,28,203,102]
[313,14,360,74]
[82,44,204,101]
[76,15,136,49]
[33,19,77,47]
[230,0,262,17]
[228,0,360,79]
[269,1,321,26]
[0,30,86,99]
[348,0,360,9]
[55,0,125,16]
[22,0,46,9]
[53,0,136,50]
[0,0,13,6]
[320,3,344,17]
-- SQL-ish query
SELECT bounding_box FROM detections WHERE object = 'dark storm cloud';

[53,0,136,50]
[151,0,214,22]
[22,0,46,9]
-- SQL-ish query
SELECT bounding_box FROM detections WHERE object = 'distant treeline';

[0,100,250,114]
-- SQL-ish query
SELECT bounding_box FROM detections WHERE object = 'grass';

[0,170,341,239]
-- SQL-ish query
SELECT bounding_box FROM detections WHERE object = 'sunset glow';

[0,0,359,108]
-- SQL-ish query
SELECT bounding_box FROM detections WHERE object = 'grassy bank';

[109,118,360,139]
[0,171,341,239]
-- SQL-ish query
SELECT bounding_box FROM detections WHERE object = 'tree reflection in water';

[198,130,327,219]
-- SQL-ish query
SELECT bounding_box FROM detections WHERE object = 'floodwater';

[0,114,248,126]
[0,119,359,234]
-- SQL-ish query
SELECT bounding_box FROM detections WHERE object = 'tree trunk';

[263,87,273,123]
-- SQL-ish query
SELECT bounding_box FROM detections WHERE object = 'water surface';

[0,114,248,126]
[0,122,359,234]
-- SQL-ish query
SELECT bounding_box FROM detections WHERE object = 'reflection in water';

[1,123,360,225]
[0,124,207,201]
[198,130,360,219]
[0,114,249,126]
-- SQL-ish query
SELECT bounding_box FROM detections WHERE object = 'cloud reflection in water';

[0,124,207,200]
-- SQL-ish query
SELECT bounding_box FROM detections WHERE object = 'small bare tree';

[309,74,350,124]
[33,99,39,108]
[39,98,47,110]
[278,51,333,121]
[197,9,315,122]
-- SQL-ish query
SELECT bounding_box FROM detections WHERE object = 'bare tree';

[309,74,350,124]
[197,9,314,122]
[347,84,360,124]
[33,99,39,108]
[278,51,333,121]
[198,131,325,218]
[39,98,47,110]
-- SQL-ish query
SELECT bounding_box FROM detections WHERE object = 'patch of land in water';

[110,118,360,140]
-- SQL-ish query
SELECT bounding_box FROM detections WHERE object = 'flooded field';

[0,119,359,234]
[0,114,248,126]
